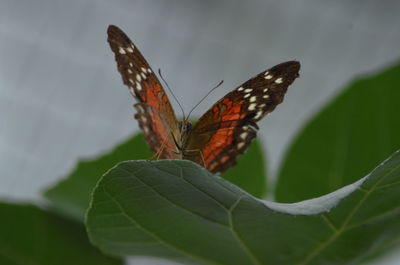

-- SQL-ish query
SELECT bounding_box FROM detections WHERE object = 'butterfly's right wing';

[107,25,179,158]
[186,61,300,173]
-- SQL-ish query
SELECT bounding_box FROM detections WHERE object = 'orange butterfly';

[107,25,300,173]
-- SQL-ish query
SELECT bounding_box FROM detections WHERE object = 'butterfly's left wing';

[107,25,180,158]
[185,61,300,173]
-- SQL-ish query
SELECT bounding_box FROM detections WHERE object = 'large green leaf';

[44,133,266,221]
[276,62,400,202]
[86,151,400,265]
[0,202,122,265]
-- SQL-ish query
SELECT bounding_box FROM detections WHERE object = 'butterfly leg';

[199,150,206,168]
[147,147,162,160]
[147,134,169,160]
[156,141,167,160]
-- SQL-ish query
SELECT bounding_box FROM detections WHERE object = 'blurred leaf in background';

[44,135,266,222]
[276,62,400,202]
[44,134,151,221]
[0,202,122,265]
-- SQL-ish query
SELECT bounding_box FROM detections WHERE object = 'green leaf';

[44,133,267,221]
[0,202,122,265]
[86,151,400,265]
[276,62,400,202]
[44,134,151,221]
[221,139,267,198]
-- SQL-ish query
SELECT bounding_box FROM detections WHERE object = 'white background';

[1,0,400,264]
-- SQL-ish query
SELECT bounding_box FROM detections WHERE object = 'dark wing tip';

[107,25,128,40]
[107,25,121,44]
[107,25,134,52]
[107,24,121,35]
[269,60,301,79]
[274,60,300,72]
[287,61,301,76]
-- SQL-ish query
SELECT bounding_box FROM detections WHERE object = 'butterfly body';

[107,25,300,173]
[170,120,193,157]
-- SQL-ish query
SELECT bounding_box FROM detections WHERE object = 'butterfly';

[107,25,300,173]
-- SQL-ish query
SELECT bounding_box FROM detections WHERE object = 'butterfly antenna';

[158,69,186,120]
[186,80,224,122]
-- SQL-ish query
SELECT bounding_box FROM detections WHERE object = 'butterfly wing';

[107,25,179,158]
[185,61,300,173]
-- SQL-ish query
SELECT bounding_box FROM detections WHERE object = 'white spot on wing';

[237,87,244,91]
[136,82,142,91]
[254,111,263,120]
[248,103,257,111]
[263,95,269,99]
[141,72,147,79]
[244,93,251,98]
[126,47,134,53]
[143,126,150,134]
[244,88,253,93]
[250,96,257,102]
[240,132,248,139]
[263,88,269,92]
[275,77,283,84]
[265,74,273,79]
[118,47,126,54]
[127,69,133,74]
[136,105,145,113]
[136,74,141,82]
[237,142,245,149]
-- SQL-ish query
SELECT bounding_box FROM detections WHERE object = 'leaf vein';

[101,187,225,265]
[228,196,263,265]
[297,160,400,264]
[116,165,229,227]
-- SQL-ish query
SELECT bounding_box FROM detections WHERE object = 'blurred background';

[1,0,400,264]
